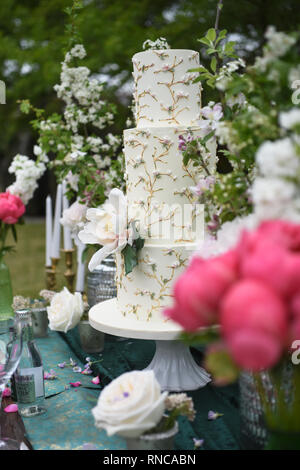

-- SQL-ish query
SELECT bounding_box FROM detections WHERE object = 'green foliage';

[122,232,145,275]
[205,344,239,385]
[1,0,300,199]
[180,327,220,346]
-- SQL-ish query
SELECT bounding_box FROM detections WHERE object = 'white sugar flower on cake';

[78,188,131,271]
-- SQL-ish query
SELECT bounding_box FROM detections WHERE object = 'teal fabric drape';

[23,328,240,450]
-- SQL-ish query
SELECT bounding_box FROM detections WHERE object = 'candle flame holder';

[62,249,75,293]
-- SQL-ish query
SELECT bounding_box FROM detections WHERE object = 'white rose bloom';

[92,370,168,438]
[78,188,132,271]
[47,287,84,333]
[279,109,300,129]
[256,138,300,177]
[60,200,87,233]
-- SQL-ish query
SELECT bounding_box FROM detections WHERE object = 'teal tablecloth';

[23,329,241,450]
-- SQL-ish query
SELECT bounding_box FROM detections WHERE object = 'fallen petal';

[92,376,100,385]
[4,404,18,413]
[208,410,223,420]
[70,381,82,387]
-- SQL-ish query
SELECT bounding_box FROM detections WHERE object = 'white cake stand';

[89,298,211,391]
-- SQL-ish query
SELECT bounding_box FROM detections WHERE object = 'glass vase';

[125,421,178,451]
[78,320,104,353]
[239,371,268,449]
[253,360,300,450]
[0,260,14,322]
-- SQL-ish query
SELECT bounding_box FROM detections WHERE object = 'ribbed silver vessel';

[87,256,117,307]
[239,371,268,449]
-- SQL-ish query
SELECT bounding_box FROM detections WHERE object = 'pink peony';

[220,279,288,370]
[0,192,25,224]
[164,250,238,331]
[291,293,300,318]
[239,235,292,297]
[239,221,300,297]
[256,220,300,252]
[290,317,300,345]
[226,329,282,371]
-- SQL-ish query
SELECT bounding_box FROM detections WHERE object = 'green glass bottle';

[0,260,14,321]
[13,310,46,417]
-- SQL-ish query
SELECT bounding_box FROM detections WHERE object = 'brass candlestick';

[51,257,60,273]
[45,266,56,291]
[62,249,75,293]
[48,257,60,291]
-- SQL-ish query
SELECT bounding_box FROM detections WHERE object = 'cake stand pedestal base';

[89,298,211,391]
[144,340,210,391]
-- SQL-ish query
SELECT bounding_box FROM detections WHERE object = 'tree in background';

[0,0,299,214]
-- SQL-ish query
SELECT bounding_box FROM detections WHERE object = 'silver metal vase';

[83,255,117,352]
[87,255,117,307]
[125,421,178,451]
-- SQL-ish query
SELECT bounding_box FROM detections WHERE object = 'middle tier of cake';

[115,242,197,323]
[124,126,216,244]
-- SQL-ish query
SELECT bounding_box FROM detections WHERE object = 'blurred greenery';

[0,0,300,216]
[5,221,79,298]
[6,221,47,298]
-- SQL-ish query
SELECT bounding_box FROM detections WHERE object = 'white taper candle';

[45,195,52,266]
[51,183,62,259]
[62,180,73,250]
[75,237,86,293]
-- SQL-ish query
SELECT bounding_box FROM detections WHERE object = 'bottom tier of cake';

[115,243,196,323]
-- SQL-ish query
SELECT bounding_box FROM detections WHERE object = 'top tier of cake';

[132,49,201,128]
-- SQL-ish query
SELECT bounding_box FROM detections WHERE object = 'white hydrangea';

[256,138,300,177]
[196,214,257,259]
[142,37,170,50]
[289,65,300,86]
[7,153,47,204]
[279,109,300,129]
[251,177,298,221]
[215,59,245,91]
[254,27,296,71]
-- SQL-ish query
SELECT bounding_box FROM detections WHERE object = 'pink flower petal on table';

[4,404,18,413]
[70,381,82,387]
[3,387,11,397]
[91,376,100,385]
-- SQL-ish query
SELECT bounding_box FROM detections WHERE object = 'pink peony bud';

[221,280,287,341]
[291,293,300,318]
[256,220,300,252]
[0,192,25,224]
[239,235,292,297]
[226,329,282,371]
[220,280,287,370]
[164,250,238,331]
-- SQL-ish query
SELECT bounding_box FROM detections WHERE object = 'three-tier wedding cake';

[115,48,216,323]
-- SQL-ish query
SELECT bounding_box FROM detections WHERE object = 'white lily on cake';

[78,188,133,272]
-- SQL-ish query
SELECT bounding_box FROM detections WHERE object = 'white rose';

[92,371,167,438]
[47,287,84,333]
[78,188,132,271]
[60,200,87,233]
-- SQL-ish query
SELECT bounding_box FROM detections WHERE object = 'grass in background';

[6,221,67,298]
